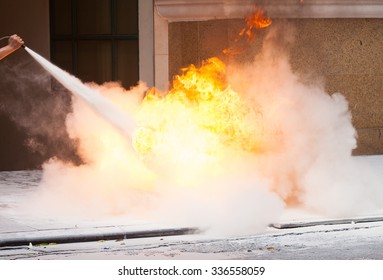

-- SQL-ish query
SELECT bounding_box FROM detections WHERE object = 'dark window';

[50,0,139,89]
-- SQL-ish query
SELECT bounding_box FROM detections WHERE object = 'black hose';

[0,36,10,42]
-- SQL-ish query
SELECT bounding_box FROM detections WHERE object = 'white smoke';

[228,23,383,217]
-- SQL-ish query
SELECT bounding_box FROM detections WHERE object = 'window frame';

[49,0,139,87]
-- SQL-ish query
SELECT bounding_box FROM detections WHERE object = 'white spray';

[24,47,136,139]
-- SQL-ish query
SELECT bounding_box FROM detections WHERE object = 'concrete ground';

[1,156,383,260]
[3,220,383,260]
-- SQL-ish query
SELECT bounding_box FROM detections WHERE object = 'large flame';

[133,58,265,167]
[131,7,273,189]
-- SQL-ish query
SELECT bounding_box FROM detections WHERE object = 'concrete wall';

[168,18,383,155]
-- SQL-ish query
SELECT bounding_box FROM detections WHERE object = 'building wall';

[0,0,78,170]
[0,0,50,57]
[168,18,383,155]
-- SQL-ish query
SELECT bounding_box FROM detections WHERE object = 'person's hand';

[8,34,24,50]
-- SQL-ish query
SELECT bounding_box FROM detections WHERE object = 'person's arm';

[0,34,24,60]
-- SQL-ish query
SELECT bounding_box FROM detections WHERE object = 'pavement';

[1,155,383,260]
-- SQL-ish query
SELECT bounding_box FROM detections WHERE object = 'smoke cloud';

[228,23,383,217]
[23,23,383,236]
[0,52,78,166]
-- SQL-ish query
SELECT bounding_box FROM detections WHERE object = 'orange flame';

[222,48,243,55]
[223,6,272,55]
[240,8,272,41]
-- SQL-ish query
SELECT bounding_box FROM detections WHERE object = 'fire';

[223,6,272,55]
[124,6,276,191]
[240,8,272,41]
[133,7,273,166]
[222,48,242,55]
[132,57,265,177]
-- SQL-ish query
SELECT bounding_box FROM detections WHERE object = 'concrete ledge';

[271,216,383,229]
[156,0,383,21]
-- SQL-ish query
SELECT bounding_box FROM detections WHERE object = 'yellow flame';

[132,57,264,167]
